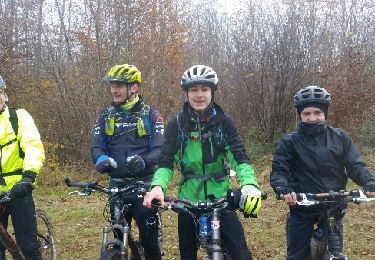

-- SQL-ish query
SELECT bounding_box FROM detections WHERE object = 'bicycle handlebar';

[64,177,148,196]
[162,196,228,211]
[295,189,375,206]
[157,190,267,213]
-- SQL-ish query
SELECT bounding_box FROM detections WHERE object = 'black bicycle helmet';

[294,85,331,108]
[181,65,218,91]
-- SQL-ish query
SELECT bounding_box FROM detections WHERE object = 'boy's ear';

[130,83,139,93]
[4,93,8,102]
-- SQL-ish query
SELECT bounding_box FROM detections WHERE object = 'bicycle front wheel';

[36,209,57,260]
[100,240,128,260]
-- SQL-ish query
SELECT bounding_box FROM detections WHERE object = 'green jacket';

[0,106,45,191]
[151,102,258,201]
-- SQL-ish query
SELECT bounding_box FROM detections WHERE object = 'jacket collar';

[182,101,225,126]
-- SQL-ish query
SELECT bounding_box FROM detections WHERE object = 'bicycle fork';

[102,224,129,254]
[207,208,222,260]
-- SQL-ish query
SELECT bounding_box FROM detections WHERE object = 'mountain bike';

[156,190,266,260]
[289,189,375,260]
[65,177,163,260]
[0,190,57,260]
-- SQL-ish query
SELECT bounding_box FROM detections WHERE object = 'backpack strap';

[177,112,229,198]
[7,108,25,159]
[9,108,19,136]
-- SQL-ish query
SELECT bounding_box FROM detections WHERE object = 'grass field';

[30,162,375,260]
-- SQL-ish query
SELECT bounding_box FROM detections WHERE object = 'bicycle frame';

[65,178,155,260]
[161,197,233,260]
[101,193,145,260]
[294,189,374,260]
[204,207,225,260]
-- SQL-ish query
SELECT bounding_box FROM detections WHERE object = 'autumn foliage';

[1,0,375,163]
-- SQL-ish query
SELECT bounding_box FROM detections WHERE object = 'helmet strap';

[124,85,129,102]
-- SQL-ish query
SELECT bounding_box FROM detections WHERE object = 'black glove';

[363,180,375,193]
[275,186,294,196]
[11,176,34,198]
[127,155,146,174]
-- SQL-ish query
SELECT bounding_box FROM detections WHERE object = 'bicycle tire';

[100,240,128,260]
[36,209,57,260]
[100,247,125,260]
[0,222,24,260]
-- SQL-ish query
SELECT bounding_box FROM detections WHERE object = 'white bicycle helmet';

[181,65,218,91]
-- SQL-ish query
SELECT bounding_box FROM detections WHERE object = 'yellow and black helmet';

[103,64,142,84]
[0,76,6,89]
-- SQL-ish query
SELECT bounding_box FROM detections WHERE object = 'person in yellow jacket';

[0,75,45,260]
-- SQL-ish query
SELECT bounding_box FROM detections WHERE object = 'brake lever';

[353,189,375,203]
[68,190,93,196]
[296,193,318,206]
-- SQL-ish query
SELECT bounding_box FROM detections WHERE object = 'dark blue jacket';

[270,125,374,194]
[91,97,164,178]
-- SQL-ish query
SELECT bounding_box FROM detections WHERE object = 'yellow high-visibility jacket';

[0,106,45,192]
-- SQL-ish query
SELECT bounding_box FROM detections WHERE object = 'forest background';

[1,0,375,259]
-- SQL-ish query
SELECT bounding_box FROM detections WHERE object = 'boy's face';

[300,106,326,123]
[186,84,212,113]
[110,83,138,104]
[0,89,6,111]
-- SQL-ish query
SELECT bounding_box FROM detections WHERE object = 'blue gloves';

[11,173,35,198]
[95,155,118,173]
[127,155,146,175]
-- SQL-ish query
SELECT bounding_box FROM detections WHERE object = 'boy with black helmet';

[144,65,262,259]
[270,85,375,259]
[91,64,165,260]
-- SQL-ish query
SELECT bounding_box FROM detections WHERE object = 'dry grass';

[28,152,375,259]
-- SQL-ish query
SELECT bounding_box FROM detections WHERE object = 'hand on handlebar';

[239,185,262,217]
[279,193,297,205]
[143,186,164,208]
[275,186,297,205]
[363,180,375,198]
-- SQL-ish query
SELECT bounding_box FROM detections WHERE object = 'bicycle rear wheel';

[36,209,57,260]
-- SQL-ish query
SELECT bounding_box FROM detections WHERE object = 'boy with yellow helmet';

[91,64,164,260]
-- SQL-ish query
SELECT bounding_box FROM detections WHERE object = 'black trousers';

[178,208,252,260]
[287,210,344,260]
[0,192,42,260]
